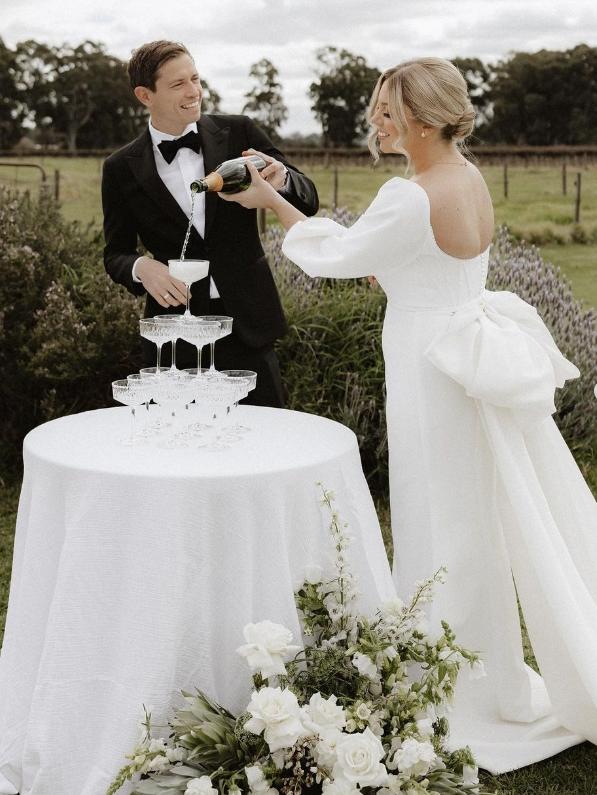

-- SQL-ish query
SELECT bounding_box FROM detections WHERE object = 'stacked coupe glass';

[112,306,257,450]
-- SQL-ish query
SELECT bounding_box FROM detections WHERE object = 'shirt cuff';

[277,166,290,195]
[132,256,144,282]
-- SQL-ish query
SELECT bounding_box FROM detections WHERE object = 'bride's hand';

[218,161,279,209]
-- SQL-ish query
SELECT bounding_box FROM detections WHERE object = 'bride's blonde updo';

[367,57,476,159]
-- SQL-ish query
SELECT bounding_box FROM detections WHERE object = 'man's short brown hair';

[128,40,191,91]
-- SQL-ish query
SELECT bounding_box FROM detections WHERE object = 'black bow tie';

[157,129,201,164]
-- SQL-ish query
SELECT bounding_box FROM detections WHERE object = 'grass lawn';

[0,157,596,309]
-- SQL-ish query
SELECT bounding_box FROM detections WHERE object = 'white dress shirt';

[133,119,220,298]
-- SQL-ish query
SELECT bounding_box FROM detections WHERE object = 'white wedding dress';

[282,176,597,774]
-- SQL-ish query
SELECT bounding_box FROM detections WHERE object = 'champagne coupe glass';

[181,368,213,435]
[139,318,172,374]
[196,315,233,377]
[204,376,249,449]
[221,369,257,433]
[153,371,195,447]
[179,318,221,374]
[127,373,159,436]
[154,315,184,372]
[168,259,209,316]
[112,379,148,446]
[138,368,175,428]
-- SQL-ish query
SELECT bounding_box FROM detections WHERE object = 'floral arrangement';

[108,487,485,795]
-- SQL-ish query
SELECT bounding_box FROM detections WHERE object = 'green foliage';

[451,57,492,129]
[201,78,222,115]
[243,58,288,142]
[483,44,597,145]
[309,47,379,147]
[13,39,146,150]
[0,188,142,475]
[0,38,22,149]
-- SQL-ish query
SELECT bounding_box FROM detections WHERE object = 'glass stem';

[171,339,177,370]
[209,341,215,371]
[185,283,190,315]
[156,343,162,373]
[196,344,202,373]
[130,407,136,442]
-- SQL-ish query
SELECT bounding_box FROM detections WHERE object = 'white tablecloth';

[0,406,394,795]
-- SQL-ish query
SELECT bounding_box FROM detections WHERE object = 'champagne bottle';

[190,154,267,194]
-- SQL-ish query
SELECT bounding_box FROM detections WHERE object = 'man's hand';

[135,257,188,308]
[242,148,288,191]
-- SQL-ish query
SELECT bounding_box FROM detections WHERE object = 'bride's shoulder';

[377,176,430,206]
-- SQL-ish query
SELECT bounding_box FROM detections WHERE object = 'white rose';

[305,564,324,584]
[245,687,309,752]
[148,738,168,753]
[351,653,379,682]
[322,779,360,795]
[332,727,388,788]
[305,693,346,733]
[185,776,218,795]
[469,659,486,680]
[245,764,278,794]
[392,737,437,777]
[237,621,301,679]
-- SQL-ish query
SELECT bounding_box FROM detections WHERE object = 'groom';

[102,40,319,406]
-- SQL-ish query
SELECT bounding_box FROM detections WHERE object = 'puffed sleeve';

[281,178,429,279]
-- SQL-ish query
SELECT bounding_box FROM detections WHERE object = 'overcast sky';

[2,0,597,134]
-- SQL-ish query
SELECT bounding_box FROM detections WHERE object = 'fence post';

[332,165,338,212]
[54,169,60,201]
[562,162,567,195]
[574,172,581,223]
[503,163,508,199]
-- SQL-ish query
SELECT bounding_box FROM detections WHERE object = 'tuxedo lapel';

[125,129,189,236]
[198,115,230,238]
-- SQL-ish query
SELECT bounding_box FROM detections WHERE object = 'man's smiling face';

[138,53,203,135]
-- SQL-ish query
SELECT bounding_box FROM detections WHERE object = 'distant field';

[1,156,596,308]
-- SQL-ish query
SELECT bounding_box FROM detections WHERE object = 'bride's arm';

[220,163,429,279]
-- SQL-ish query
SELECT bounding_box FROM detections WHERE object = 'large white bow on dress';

[424,290,580,427]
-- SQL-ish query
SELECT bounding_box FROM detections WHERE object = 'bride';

[221,57,597,774]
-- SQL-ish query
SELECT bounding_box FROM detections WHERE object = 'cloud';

[2,0,597,133]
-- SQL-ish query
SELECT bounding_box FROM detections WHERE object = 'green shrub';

[570,223,589,244]
[513,226,566,246]
[0,189,142,474]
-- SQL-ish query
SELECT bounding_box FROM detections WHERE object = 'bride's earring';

[421,131,426,138]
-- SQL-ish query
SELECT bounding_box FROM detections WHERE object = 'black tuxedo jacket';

[102,114,319,348]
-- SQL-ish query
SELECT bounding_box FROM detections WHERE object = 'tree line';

[0,39,595,151]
